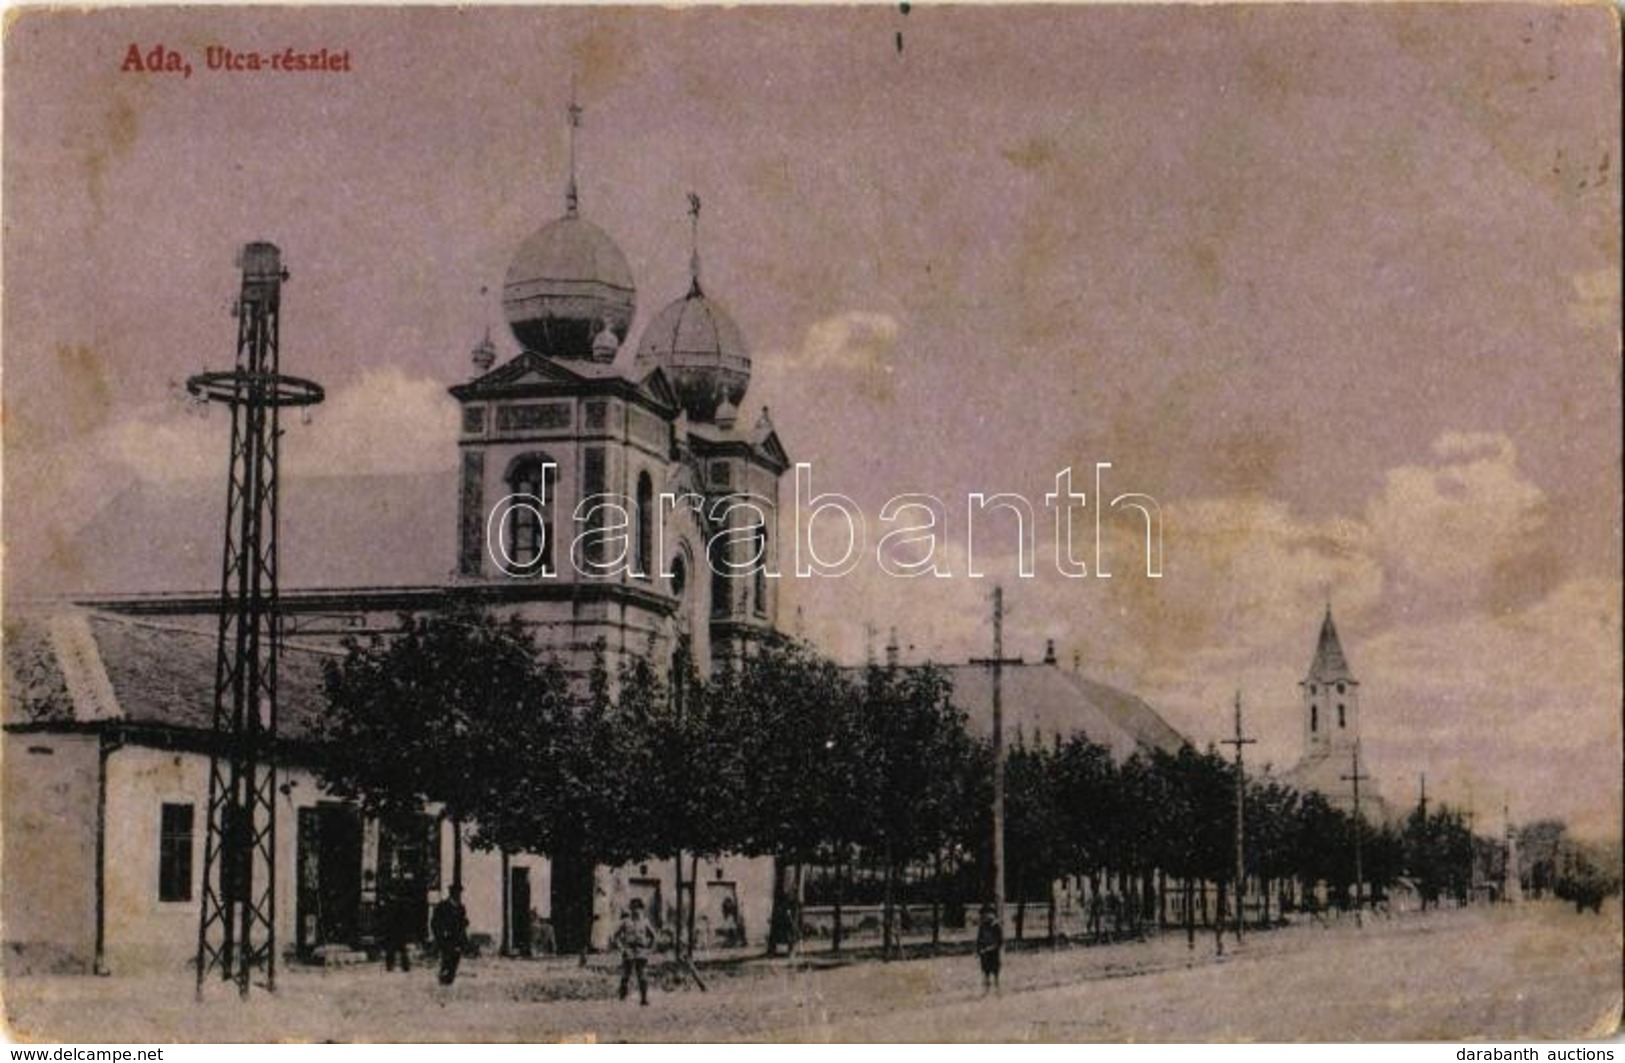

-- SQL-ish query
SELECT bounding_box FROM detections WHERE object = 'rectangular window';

[159,803,194,902]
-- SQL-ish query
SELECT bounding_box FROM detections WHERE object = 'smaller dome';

[634,283,751,422]
[503,214,637,360]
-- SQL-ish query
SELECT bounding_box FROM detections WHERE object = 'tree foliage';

[320,608,1493,939]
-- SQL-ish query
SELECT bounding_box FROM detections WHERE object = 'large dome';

[503,214,637,361]
[634,283,751,423]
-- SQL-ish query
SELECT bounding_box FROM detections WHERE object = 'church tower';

[1284,605,1387,820]
[446,95,786,682]
[1300,605,1360,762]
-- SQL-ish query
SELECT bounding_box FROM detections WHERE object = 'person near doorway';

[611,898,656,1005]
[431,884,469,986]
[382,879,417,972]
[975,903,1003,994]
[720,893,742,948]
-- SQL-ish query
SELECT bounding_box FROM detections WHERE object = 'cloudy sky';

[4,6,1619,837]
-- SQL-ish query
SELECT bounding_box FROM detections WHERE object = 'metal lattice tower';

[190,243,323,998]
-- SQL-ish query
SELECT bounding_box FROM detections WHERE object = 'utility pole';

[1221,691,1255,944]
[970,587,1021,955]
[189,243,324,998]
[1465,800,1479,904]
[1340,744,1370,929]
[1503,803,1521,904]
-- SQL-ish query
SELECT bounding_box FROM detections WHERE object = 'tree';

[318,606,570,889]
[718,634,860,954]
[1004,734,1062,941]
[851,661,966,958]
[1402,805,1474,908]
[1247,778,1302,924]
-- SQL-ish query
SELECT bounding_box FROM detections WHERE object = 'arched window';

[1337,704,1346,729]
[1311,704,1318,733]
[753,526,768,616]
[636,471,654,578]
[506,456,555,573]
[711,535,730,618]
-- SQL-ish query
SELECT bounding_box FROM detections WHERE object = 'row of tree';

[316,608,1577,956]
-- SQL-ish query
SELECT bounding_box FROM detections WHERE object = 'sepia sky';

[3,5,1620,837]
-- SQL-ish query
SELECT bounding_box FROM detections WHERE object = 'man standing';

[611,898,656,1005]
[382,878,416,972]
[431,884,469,986]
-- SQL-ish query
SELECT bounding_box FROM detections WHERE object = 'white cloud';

[1365,431,1547,592]
[796,312,900,371]
[284,368,459,478]
[96,367,459,486]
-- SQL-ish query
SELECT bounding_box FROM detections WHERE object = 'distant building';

[940,664,1185,761]
[1279,607,1390,822]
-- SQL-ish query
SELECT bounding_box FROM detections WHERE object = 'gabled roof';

[3,610,335,745]
[1305,607,1355,683]
[754,428,790,471]
[449,348,599,401]
[449,349,681,420]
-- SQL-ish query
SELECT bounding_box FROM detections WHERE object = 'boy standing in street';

[975,903,1002,994]
[611,898,656,1005]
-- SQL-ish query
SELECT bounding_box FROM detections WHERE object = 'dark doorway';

[509,867,533,956]
[296,804,363,957]
[376,814,437,948]
[550,850,596,955]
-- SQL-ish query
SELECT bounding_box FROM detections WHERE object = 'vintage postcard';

[2,3,1620,1046]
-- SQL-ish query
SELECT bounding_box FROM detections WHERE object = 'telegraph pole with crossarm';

[970,586,1023,953]
[1221,691,1256,943]
[1340,743,1371,929]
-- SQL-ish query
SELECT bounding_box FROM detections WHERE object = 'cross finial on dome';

[565,77,583,217]
[471,285,497,375]
[687,192,704,296]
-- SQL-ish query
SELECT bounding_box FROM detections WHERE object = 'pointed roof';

[1306,607,1355,683]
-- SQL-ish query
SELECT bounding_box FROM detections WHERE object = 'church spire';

[1307,604,1354,682]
